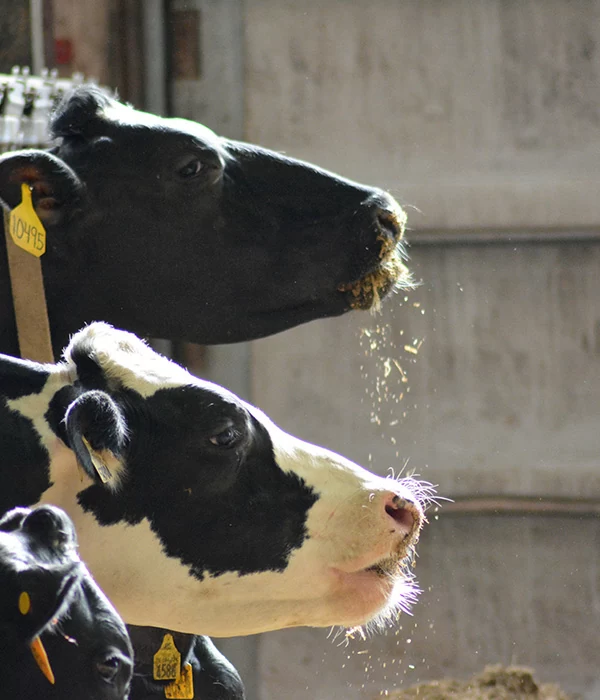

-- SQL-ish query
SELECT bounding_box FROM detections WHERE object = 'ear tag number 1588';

[153,634,181,682]
[9,184,46,257]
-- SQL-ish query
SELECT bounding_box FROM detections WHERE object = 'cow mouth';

[338,538,417,585]
[365,554,412,579]
[338,236,413,312]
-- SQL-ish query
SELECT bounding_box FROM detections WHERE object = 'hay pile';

[381,665,573,700]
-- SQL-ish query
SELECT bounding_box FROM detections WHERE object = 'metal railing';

[435,495,600,519]
[0,67,110,153]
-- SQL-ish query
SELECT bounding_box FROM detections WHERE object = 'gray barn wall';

[238,1,600,698]
[249,242,600,699]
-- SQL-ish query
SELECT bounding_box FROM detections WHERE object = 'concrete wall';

[251,241,600,499]
[240,1,600,697]
[244,0,600,231]
[249,240,600,699]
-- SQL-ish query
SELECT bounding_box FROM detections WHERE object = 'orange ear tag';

[30,636,56,685]
[165,662,194,699]
[9,184,46,257]
[153,634,181,682]
[18,591,56,684]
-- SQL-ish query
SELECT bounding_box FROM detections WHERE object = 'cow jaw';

[68,515,419,637]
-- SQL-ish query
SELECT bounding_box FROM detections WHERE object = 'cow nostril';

[385,493,420,537]
[375,209,402,243]
[385,504,415,532]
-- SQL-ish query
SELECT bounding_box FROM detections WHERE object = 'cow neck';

[2,207,54,363]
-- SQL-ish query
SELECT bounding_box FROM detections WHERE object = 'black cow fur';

[0,86,411,356]
[0,504,133,699]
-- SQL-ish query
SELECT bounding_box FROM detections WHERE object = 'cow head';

[0,87,412,353]
[0,504,133,699]
[19,323,434,637]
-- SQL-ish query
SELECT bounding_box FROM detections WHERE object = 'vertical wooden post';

[0,0,55,72]
[0,0,33,70]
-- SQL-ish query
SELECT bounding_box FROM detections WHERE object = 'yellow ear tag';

[18,591,31,615]
[81,437,113,484]
[164,661,194,699]
[153,634,181,682]
[9,184,46,257]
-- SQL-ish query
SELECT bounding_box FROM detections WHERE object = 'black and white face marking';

[2,323,431,637]
[76,384,320,579]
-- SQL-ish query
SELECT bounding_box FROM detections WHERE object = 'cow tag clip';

[9,184,46,257]
[165,662,194,699]
[81,437,113,484]
[153,634,181,682]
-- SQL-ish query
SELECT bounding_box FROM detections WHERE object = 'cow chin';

[285,537,420,633]
[327,565,419,633]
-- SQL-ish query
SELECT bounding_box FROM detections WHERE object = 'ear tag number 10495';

[9,184,46,257]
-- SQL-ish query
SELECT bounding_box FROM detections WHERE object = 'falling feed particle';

[392,359,408,382]
[404,345,418,355]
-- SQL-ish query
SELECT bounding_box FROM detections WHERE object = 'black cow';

[0,86,411,356]
[0,504,133,699]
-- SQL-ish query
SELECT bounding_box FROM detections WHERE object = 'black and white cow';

[1,322,430,638]
[0,504,133,699]
[0,86,411,356]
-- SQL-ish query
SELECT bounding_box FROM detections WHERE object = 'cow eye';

[209,426,240,448]
[96,655,121,682]
[178,158,203,179]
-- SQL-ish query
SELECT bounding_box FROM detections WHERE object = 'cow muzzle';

[338,192,413,311]
[329,479,426,579]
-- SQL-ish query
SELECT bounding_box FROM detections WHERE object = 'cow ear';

[0,149,84,228]
[64,390,128,489]
[51,85,113,139]
[6,569,80,647]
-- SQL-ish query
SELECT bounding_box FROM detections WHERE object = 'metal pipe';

[435,496,600,518]
[29,0,45,75]
[409,228,600,246]
[142,0,168,116]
